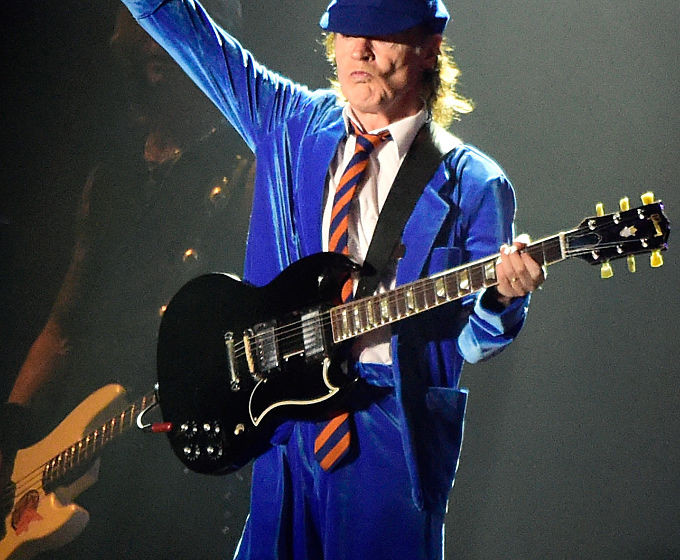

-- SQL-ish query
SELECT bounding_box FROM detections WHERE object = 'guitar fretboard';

[330,234,567,342]
[42,391,157,490]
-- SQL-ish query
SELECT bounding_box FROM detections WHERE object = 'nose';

[350,37,374,61]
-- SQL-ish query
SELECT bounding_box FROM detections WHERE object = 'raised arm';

[121,0,319,150]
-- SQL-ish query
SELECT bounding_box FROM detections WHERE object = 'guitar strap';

[355,120,461,298]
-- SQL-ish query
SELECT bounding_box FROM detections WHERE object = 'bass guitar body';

[156,252,359,475]
[1,385,127,560]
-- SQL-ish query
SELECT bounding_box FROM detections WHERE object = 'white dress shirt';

[322,106,429,364]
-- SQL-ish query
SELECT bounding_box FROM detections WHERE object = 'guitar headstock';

[565,192,670,277]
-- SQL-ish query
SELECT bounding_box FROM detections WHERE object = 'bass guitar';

[155,194,669,475]
[0,386,156,560]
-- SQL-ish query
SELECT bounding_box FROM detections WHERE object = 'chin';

[345,94,381,114]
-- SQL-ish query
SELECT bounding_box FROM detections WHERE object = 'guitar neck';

[42,390,157,490]
[330,232,570,343]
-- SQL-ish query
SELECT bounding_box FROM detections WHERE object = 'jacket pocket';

[416,386,468,512]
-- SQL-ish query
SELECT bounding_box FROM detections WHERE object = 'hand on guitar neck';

[490,234,546,307]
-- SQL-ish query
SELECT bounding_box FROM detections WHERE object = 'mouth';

[350,70,372,81]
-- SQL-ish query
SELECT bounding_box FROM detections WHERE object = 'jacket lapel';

[294,119,346,256]
[396,180,451,284]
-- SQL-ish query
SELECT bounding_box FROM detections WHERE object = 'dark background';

[2,0,678,558]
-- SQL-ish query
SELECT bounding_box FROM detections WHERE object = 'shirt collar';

[342,105,429,160]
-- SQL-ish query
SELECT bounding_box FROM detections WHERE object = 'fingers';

[496,239,546,298]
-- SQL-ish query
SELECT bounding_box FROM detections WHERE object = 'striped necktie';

[314,122,390,472]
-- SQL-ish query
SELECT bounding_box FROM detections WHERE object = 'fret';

[427,280,437,308]
[434,278,448,303]
[330,308,348,340]
[414,280,429,310]
[444,273,458,299]
[526,236,564,267]
[362,301,372,330]
[352,303,362,334]
[365,297,376,327]
[547,237,565,265]
[330,309,339,338]
[387,292,398,320]
[483,259,497,285]
[405,286,416,312]
[374,297,386,325]
[434,276,448,303]
[344,305,355,336]
[469,265,485,291]
[119,411,127,435]
[393,290,404,319]
[56,454,63,479]
[380,297,390,322]
[457,269,471,295]
[358,300,376,334]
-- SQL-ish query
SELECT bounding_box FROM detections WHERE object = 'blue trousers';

[233,364,445,560]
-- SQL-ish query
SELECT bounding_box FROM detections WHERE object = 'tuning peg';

[650,249,664,268]
[600,261,614,279]
[619,197,630,211]
[641,191,655,205]
[596,202,605,217]
[627,255,636,273]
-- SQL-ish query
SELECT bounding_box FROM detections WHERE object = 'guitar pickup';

[301,309,326,359]
[247,322,279,375]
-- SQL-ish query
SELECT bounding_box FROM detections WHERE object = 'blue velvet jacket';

[124,0,530,512]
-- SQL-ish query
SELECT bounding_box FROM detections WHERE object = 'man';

[120,0,544,558]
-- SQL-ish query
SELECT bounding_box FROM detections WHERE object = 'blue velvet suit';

[122,1,530,557]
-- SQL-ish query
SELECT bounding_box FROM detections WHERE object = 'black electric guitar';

[156,195,670,475]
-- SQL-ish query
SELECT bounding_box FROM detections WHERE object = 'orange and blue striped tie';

[314,123,390,472]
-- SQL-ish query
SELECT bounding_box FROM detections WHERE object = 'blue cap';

[320,0,450,36]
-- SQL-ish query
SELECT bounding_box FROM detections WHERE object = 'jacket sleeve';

[121,0,317,151]
[453,150,530,364]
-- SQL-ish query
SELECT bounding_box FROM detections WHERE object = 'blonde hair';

[323,32,474,128]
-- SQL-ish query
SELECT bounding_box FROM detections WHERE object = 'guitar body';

[157,252,359,474]
[1,384,127,560]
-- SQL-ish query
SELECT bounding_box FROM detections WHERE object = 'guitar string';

[0,419,128,509]
[226,235,643,359]
[1,395,154,512]
[226,242,544,358]
[233,236,566,349]
[1,417,131,510]
[227,237,567,358]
